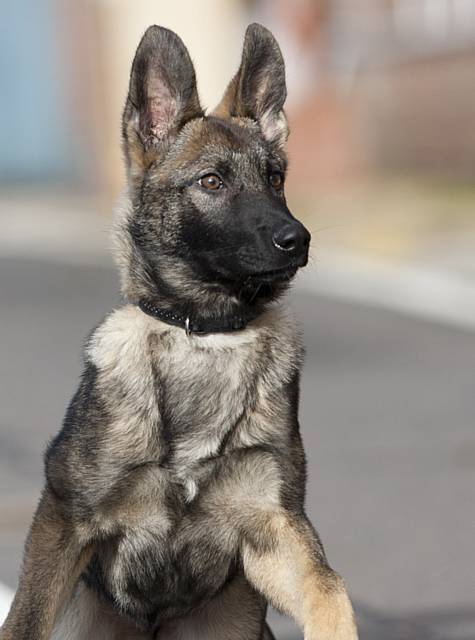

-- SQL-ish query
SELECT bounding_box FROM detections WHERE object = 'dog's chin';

[197,258,307,304]
[245,264,299,284]
[241,254,309,285]
[210,265,299,290]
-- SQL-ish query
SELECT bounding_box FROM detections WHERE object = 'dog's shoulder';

[86,304,161,374]
[252,304,304,385]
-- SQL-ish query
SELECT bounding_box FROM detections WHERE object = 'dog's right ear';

[122,26,203,179]
[213,24,288,151]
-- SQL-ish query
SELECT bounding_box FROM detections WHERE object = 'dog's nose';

[272,223,310,255]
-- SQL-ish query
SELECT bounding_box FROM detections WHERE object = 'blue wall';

[0,0,72,182]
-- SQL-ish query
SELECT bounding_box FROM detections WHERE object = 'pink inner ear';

[145,75,179,142]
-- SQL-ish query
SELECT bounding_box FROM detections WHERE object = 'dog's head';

[116,24,311,322]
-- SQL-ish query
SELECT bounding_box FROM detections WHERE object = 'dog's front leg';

[0,489,93,640]
[242,512,358,640]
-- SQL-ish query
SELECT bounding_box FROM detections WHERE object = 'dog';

[1,24,358,640]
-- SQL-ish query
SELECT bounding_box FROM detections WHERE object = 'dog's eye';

[198,174,223,191]
[269,173,284,190]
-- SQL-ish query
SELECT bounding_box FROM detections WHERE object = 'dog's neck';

[132,266,289,335]
[137,298,259,335]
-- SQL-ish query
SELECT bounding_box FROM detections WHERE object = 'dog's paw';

[304,583,358,640]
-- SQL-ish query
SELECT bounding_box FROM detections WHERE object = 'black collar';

[138,299,253,335]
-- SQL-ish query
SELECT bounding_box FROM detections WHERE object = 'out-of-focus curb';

[296,249,475,332]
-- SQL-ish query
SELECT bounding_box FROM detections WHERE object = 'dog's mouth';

[246,264,300,284]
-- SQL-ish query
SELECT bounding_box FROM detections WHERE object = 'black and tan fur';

[1,24,358,640]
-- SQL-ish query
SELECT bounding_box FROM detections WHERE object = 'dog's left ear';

[122,25,203,179]
[213,23,288,150]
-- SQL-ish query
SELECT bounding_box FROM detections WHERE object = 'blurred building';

[332,0,475,180]
[260,0,475,186]
[1,0,475,201]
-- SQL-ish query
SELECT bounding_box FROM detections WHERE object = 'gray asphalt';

[1,257,474,640]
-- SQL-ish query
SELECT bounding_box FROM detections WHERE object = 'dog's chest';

[158,333,255,464]
[85,306,301,627]
[89,304,300,471]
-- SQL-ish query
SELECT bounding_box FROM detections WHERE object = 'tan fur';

[124,115,159,182]
[51,582,149,640]
[1,492,94,640]
[242,514,358,640]
[212,75,239,120]
[259,107,289,150]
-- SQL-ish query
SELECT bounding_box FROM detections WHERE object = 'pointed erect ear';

[122,26,203,176]
[213,23,288,150]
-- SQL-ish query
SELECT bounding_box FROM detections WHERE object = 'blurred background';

[1,1,474,638]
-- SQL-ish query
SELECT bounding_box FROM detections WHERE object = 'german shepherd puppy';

[1,24,358,640]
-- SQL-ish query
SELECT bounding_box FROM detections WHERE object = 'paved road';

[1,257,474,639]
